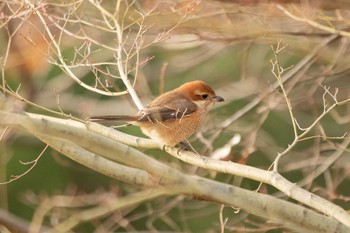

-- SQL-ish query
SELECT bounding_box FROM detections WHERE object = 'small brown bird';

[90,80,224,146]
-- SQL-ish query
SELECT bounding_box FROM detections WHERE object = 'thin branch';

[277,5,350,37]
[23,0,127,96]
[0,145,48,185]
[271,44,350,172]
[217,34,338,130]
[86,0,144,109]
[45,188,174,233]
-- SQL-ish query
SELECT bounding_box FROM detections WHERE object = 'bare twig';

[277,5,350,37]
[270,42,350,171]
[0,145,48,185]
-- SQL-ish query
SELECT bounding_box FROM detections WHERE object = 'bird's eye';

[201,94,208,99]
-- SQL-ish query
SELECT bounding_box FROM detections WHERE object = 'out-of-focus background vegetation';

[1,0,350,232]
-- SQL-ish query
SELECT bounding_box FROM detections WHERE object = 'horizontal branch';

[165,146,350,228]
[33,132,156,186]
[0,99,349,231]
[46,187,174,233]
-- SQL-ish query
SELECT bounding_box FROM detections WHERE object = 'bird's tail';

[89,115,138,123]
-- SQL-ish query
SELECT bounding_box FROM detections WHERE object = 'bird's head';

[179,80,224,109]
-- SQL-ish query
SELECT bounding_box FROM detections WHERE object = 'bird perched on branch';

[90,80,224,146]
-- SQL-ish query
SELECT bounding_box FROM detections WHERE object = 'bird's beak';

[214,96,224,102]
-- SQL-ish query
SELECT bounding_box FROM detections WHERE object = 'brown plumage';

[90,80,224,146]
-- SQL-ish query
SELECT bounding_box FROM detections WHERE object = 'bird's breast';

[137,108,207,146]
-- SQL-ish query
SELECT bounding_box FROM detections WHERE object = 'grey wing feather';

[137,98,197,122]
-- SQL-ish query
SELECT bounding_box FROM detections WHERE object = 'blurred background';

[1,0,350,232]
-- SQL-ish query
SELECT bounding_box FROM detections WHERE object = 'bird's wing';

[137,96,197,122]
